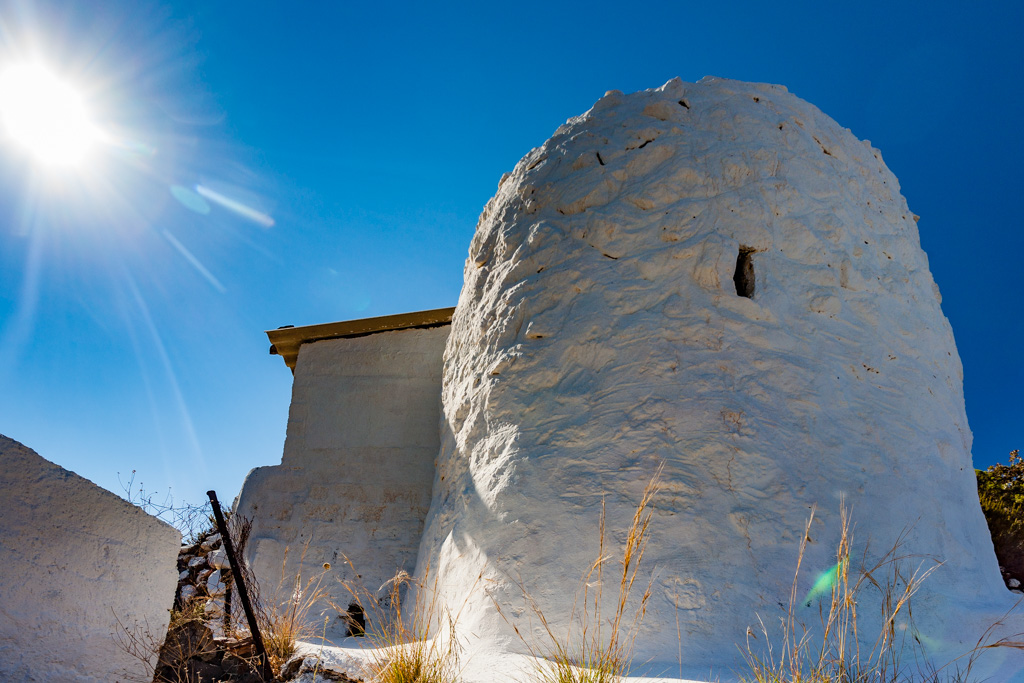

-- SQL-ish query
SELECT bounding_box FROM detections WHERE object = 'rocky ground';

[158,527,360,683]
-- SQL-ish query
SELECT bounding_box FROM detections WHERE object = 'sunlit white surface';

[293,639,714,683]
[0,63,98,166]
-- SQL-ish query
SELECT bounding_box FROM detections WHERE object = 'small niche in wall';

[733,247,756,298]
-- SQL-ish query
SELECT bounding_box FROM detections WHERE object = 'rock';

[188,555,207,569]
[221,652,255,677]
[216,635,255,659]
[235,673,266,683]
[157,620,216,669]
[179,569,190,582]
[208,547,230,570]
[186,658,224,682]
[280,655,306,680]
[206,568,226,595]
[1010,578,1021,589]
[280,655,362,682]
[179,584,197,603]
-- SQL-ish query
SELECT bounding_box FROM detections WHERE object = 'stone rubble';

[175,529,231,624]
[158,528,264,682]
[163,526,361,682]
[279,655,361,682]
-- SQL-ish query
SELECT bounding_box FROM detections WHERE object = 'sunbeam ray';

[124,271,209,481]
[161,229,226,293]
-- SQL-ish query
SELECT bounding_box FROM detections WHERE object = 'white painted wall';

[416,77,1023,681]
[0,434,180,683]
[236,326,448,639]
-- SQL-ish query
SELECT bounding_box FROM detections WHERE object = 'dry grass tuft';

[248,543,334,674]
[742,503,1024,683]
[493,466,662,683]
[338,567,462,683]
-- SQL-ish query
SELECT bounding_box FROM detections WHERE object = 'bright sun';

[0,63,98,167]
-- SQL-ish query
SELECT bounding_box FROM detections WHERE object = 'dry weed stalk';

[742,503,1024,683]
[492,466,662,683]
[114,599,213,683]
[119,469,213,544]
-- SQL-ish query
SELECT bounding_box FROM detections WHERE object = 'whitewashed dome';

[415,77,1021,680]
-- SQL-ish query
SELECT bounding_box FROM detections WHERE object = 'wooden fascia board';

[266,306,456,372]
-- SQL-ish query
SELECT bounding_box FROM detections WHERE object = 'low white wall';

[235,325,448,639]
[0,434,180,683]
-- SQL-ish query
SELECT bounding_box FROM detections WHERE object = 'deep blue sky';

[0,1,1020,508]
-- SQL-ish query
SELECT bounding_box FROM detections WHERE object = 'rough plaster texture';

[415,78,1023,680]
[236,326,448,639]
[0,434,180,683]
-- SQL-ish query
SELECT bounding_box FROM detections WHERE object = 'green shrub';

[976,450,1024,585]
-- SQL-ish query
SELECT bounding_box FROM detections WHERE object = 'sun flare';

[0,63,98,167]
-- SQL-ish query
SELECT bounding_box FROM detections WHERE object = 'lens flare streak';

[803,558,847,606]
[195,184,274,227]
[161,229,226,293]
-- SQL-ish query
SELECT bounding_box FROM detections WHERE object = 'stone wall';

[235,325,448,639]
[0,434,180,683]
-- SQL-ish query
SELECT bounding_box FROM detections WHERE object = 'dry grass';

[742,504,1024,683]
[114,598,215,683]
[492,466,662,683]
[368,571,461,683]
[248,543,334,674]
[337,567,462,683]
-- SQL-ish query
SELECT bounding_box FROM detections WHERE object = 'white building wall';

[0,435,180,683]
[415,77,1023,681]
[235,325,448,639]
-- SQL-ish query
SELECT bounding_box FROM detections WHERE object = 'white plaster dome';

[416,77,1021,680]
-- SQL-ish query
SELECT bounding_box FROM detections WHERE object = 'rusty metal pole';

[207,490,274,681]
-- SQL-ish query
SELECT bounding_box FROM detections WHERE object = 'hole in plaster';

[596,151,605,166]
[678,99,690,109]
[733,247,756,298]
[343,602,366,637]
